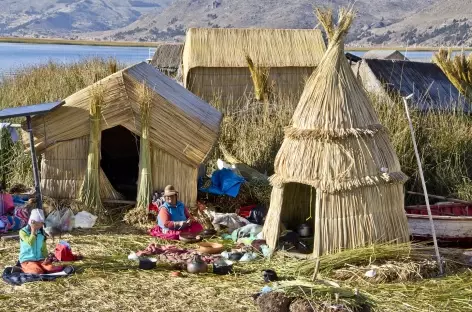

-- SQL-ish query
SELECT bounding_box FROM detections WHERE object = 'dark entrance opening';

[101,126,140,200]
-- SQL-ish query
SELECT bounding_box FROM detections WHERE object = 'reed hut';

[22,62,222,206]
[262,8,410,256]
[352,59,470,113]
[363,50,408,61]
[150,43,184,78]
[182,28,326,104]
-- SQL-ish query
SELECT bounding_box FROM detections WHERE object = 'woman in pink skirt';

[149,185,203,240]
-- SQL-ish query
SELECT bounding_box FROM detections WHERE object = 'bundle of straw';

[129,83,153,224]
[433,48,472,101]
[246,55,271,106]
[78,84,105,215]
[262,7,409,256]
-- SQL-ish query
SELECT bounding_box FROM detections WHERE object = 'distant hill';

[0,0,172,38]
[1,0,472,46]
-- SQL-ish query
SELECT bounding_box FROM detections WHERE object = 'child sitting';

[19,209,63,274]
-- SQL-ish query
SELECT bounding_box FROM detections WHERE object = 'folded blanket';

[2,266,75,286]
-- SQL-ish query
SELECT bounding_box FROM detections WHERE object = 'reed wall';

[187,67,313,105]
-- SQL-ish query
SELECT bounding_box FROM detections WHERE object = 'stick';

[407,191,472,205]
[402,95,443,275]
[103,200,136,205]
[312,190,322,281]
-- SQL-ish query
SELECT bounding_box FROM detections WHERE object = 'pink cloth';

[0,193,14,215]
[149,222,204,240]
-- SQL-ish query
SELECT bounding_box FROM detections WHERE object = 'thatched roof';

[363,49,408,61]
[151,43,184,70]
[361,59,470,112]
[272,36,407,192]
[182,27,326,83]
[262,8,409,254]
[23,62,222,167]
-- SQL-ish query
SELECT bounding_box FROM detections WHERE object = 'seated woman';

[150,185,203,240]
[19,209,63,274]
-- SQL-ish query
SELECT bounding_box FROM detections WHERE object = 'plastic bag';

[73,211,97,229]
[45,208,74,232]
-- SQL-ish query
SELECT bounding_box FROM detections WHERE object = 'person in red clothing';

[150,185,203,239]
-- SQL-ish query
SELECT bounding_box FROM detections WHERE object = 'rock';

[256,292,292,312]
[289,298,315,312]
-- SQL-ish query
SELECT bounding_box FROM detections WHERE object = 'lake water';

[0,42,469,78]
[0,42,152,77]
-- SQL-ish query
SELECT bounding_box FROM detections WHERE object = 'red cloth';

[149,221,204,240]
[149,203,159,213]
[238,205,257,218]
[158,205,192,229]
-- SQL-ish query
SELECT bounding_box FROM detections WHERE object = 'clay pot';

[297,223,312,238]
[187,255,208,274]
[197,242,224,254]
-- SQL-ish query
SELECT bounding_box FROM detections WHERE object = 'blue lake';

[0,42,152,77]
[0,42,469,77]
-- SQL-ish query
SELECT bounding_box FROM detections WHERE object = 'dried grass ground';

[0,224,266,312]
[1,224,472,312]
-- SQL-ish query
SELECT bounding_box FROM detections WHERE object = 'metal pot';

[139,258,157,270]
[187,255,208,274]
[297,223,312,237]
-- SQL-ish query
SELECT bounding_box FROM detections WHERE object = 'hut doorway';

[101,126,140,200]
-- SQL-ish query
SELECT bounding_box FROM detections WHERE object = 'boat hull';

[406,204,472,242]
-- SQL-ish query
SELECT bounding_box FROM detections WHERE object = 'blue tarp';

[199,168,245,198]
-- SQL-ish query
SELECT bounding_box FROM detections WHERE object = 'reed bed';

[0,58,123,189]
[297,242,468,284]
[1,226,470,312]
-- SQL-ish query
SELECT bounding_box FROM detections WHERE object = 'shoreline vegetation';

[1,36,472,51]
[0,36,161,47]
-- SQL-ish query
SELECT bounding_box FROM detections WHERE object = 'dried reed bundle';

[433,48,472,101]
[262,7,409,256]
[78,84,105,215]
[297,242,467,284]
[126,83,153,225]
[246,55,270,102]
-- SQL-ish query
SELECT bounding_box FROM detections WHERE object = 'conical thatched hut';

[182,28,326,105]
[22,62,222,206]
[151,43,184,78]
[262,8,410,256]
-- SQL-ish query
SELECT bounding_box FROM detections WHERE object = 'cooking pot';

[187,255,208,274]
[139,258,157,270]
[297,223,312,237]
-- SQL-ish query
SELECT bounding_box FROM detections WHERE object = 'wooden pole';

[402,95,443,274]
[406,191,472,205]
[26,116,43,210]
[312,190,321,281]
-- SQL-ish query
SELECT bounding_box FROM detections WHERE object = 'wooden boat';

[405,203,472,242]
